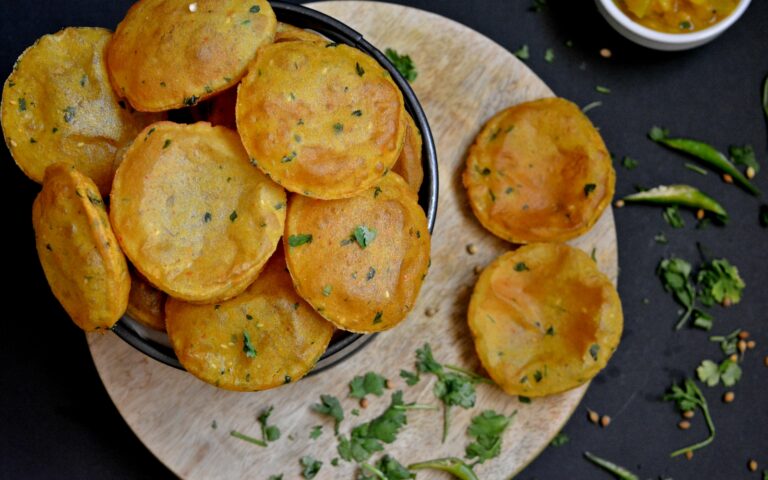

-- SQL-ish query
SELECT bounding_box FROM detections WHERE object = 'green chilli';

[622,184,727,220]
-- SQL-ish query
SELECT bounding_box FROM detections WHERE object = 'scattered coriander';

[408,457,479,480]
[514,262,529,272]
[309,425,322,440]
[621,156,639,170]
[697,259,745,307]
[544,48,555,63]
[582,101,602,113]
[312,394,344,434]
[355,62,365,76]
[322,285,333,297]
[595,85,611,94]
[288,234,313,247]
[584,183,597,197]
[514,44,530,60]
[243,331,257,358]
[654,232,668,244]
[63,106,76,123]
[258,406,281,442]
[354,225,377,249]
[550,432,569,447]
[709,329,741,356]
[663,379,715,456]
[337,391,410,463]
[163,139,172,149]
[518,396,531,404]
[663,205,685,228]
[349,372,387,399]
[465,410,516,464]
[300,456,322,479]
[229,210,238,222]
[385,48,417,82]
[230,430,267,447]
[250,5,261,13]
[400,369,420,386]
[361,455,414,480]
[696,358,742,387]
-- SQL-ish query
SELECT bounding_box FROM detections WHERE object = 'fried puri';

[107,0,276,112]
[166,247,335,391]
[284,174,430,333]
[468,244,623,397]
[127,269,166,331]
[1,27,160,195]
[236,41,406,199]
[32,164,130,331]
[463,97,615,244]
[110,121,286,303]
[391,111,424,193]
[275,22,328,45]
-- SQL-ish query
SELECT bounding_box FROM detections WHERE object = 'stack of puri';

[1,0,430,391]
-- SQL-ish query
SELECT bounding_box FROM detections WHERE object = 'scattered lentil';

[682,410,695,419]
[587,409,599,424]
[600,48,612,58]
[466,243,478,255]
[723,391,735,403]
[723,173,734,184]
[600,415,611,428]
[425,307,438,317]
[360,398,369,409]
[614,199,625,208]
[696,209,705,220]
[678,420,691,430]
[746,166,756,179]
[748,460,758,472]
[685,451,694,461]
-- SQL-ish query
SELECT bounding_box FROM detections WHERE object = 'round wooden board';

[88,2,618,479]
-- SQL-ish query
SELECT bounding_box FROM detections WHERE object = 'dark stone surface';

[1,1,766,479]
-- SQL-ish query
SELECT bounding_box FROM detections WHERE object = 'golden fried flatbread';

[110,121,286,303]
[33,164,130,331]
[284,174,430,333]
[166,247,335,391]
[468,243,623,397]
[107,0,276,112]
[236,41,406,199]
[1,27,160,195]
[275,22,328,45]
[127,269,166,331]
[463,97,615,243]
[391,111,423,193]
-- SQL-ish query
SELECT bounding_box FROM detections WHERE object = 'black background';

[1,1,766,479]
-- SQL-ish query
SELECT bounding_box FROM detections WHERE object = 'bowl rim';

[597,0,752,45]
[112,0,439,376]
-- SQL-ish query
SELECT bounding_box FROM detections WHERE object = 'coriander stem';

[670,380,716,457]
[229,430,267,447]
[409,457,479,480]
[442,404,451,443]
[675,305,694,330]
[444,365,494,384]
[360,463,386,480]
[395,403,439,411]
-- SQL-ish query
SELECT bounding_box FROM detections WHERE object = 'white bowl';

[595,0,752,51]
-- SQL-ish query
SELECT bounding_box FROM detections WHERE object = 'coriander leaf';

[399,369,420,386]
[385,48,417,82]
[415,343,443,375]
[312,394,344,434]
[288,233,313,247]
[268,475,283,480]
[709,329,741,356]
[354,225,377,249]
[514,44,530,60]
[719,359,742,387]
[550,432,569,447]
[696,360,720,387]
[544,48,555,63]
[465,410,515,464]
[338,391,409,464]
[309,425,322,440]
[697,259,745,307]
[648,126,669,141]
[300,456,322,479]
[257,406,281,442]
[435,374,476,409]
[349,372,387,399]
[657,257,697,329]
[729,144,759,173]
[692,310,713,331]
[663,379,716,457]
[663,205,685,228]
[243,331,257,358]
[621,156,639,170]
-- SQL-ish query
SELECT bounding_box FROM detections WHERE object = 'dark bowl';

[112,1,439,375]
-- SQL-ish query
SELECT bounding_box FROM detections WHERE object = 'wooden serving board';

[88,2,618,479]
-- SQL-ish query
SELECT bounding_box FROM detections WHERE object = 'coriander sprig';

[663,379,716,457]
[583,451,639,480]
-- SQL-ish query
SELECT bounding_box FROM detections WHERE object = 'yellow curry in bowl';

[615,0,740,33]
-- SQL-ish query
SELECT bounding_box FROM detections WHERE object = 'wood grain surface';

[88,2,618,479]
